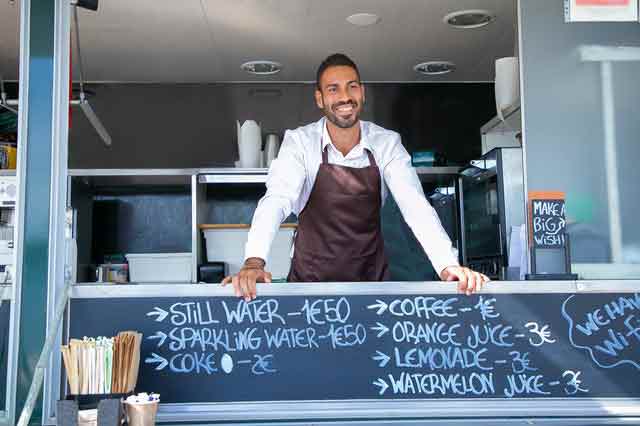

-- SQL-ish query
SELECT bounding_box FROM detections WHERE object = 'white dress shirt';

[244,117,460,276]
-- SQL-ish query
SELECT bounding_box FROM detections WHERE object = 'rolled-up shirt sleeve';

[244,130,306,264]
[382,134,460,277]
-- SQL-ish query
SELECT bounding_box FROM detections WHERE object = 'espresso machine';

[0,176,16,284]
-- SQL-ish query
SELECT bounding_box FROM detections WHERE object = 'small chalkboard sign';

[527,191,576,278]
[529,192,567,249]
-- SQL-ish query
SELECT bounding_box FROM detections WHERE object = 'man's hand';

[221,257,272,302]
[440,265,490,296]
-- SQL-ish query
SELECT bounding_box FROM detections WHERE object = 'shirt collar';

[319,117,372,153]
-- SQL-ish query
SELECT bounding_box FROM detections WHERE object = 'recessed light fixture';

[240,61,282,76]
[346,13,381,26]
[414,61,456,76]
[443,9,494,29]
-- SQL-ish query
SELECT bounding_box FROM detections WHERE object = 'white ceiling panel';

[0,0,517,83]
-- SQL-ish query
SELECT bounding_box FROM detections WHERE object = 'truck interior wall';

[68,83,495,169]
[520,0,640,267]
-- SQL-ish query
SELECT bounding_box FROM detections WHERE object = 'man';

[223,53,489,301]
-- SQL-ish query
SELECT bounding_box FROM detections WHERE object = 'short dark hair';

[316,53,360,90]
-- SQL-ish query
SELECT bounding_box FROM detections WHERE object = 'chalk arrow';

[146,307,169,323]
[372,351,391,368]
[144,353,168,371]
[367,300,388,315]
[147,331,168,347]
[373,378,389,395]
[370,322,389,338]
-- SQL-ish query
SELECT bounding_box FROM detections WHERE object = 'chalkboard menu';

[530,197,567,249]
[0,301,10,411]
[69,292,640,403]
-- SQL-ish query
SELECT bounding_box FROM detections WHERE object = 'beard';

[324,100,361,129]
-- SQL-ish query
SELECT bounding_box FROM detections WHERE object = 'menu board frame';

[61,281,640,424]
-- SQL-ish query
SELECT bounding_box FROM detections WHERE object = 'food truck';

[0,0,639,424]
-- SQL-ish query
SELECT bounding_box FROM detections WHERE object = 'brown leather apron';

[287,143,390,282]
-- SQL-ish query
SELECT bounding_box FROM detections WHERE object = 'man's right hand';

[221,257,272,302]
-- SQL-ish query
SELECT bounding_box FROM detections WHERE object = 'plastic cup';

[125,400,158,426]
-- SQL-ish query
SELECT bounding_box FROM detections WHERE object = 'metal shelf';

[69,168,201,176]
[198,167,461,185]
[198,168,268,184]
[415,166,461,184]
[67,167,462,186]
[415,166,461,175]
[481,103,521,135]
[69,169,195,186]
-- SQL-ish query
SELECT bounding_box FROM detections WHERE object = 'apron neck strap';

[365,149,376,167]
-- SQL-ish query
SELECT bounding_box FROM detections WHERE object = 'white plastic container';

[125,253,192,283]
[203,226,295,280]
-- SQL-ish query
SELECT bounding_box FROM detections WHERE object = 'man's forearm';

[244,195,289,262]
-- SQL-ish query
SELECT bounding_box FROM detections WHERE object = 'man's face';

[315,65,365,129]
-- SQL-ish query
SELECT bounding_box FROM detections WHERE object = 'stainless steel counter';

[69,280,640,299]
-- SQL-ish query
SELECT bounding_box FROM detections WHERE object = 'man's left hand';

[440,266,490,296]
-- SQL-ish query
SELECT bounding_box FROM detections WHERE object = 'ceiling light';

[443,9,494,29]
[241,61,282,76]
[346,13,381,26]
[414,61,456,76]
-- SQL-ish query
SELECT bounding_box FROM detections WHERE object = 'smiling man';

[223,53,489,300]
